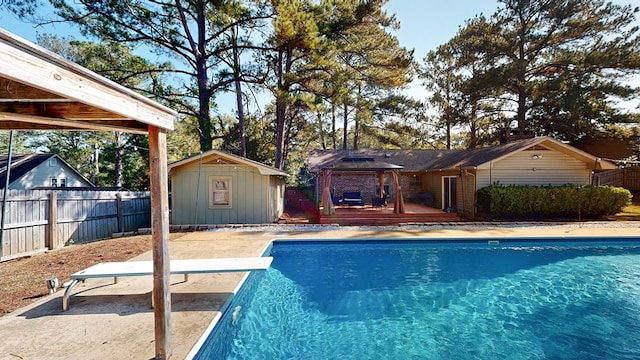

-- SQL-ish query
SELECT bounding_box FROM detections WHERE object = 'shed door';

[442,176,457,212]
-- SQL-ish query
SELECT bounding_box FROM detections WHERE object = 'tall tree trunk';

[331,103,337,150]
[92,143,99,185]
[342,101,348,149]
[317,111,326,150]
[274,49,291,170]
[195,2,212,151]
[274,96,286,169]
[114,132,124,186]
[353,85,361,150]
[232,26,246,157]
[353,111,359,150]
[517,83,527,135]
[469,97,478,148]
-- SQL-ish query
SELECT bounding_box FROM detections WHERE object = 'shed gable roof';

[168,150,289,176]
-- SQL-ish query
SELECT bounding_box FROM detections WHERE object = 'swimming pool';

[193,237,640,359]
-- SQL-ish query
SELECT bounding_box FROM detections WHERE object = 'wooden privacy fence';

[592,167,640,191]
[0,189,150,261]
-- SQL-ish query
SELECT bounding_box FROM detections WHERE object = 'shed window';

[209,176,232,208]
[51,178,58,187]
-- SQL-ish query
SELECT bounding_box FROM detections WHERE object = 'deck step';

[319,212,460,225]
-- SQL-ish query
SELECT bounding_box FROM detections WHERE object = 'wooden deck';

[319,202,461,225]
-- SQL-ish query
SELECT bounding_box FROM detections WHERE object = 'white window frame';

[209,176,232,209]
[60,178,66,187]
[442,176,457,212]
[409,173,422,189]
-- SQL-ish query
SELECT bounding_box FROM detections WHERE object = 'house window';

[51,178,58,187]
[49,158,57,166]
[409,174,422,188]
[209,176,232,208]
[60,178,66,187]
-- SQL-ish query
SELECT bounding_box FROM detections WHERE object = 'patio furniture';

[331,189,343,206]
[372,194,387,207]
[62,257,273,311]
[342,191,364,206]
[415,192,434,207]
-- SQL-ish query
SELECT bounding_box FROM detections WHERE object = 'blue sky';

[1,1,638,111]
[385,1,499,61]
[0,1,500,64]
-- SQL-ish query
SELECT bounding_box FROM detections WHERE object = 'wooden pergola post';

[321,169,334,215]
[148,126,172,359]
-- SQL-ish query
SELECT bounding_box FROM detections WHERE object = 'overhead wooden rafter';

[0,28,174,134]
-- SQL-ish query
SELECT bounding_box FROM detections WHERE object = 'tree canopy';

[3,0,640,185]
[424,0,640,147]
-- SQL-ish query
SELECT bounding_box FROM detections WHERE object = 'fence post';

[116,193,123,233]
[47,191,57,250]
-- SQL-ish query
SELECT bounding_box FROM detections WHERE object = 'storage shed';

[168,150,288,225]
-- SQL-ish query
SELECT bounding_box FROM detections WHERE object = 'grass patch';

[613,191,640,220]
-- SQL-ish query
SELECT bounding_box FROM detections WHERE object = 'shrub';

[476,184,632,220]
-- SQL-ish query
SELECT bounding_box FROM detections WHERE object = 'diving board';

[62,257,273,311]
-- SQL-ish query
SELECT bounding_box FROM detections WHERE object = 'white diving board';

[62,257,273,311]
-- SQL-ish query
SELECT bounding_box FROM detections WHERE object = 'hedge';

[476,184,632,220]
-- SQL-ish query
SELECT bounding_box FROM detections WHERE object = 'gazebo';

[0,28,176,359]
[320,157,405,215]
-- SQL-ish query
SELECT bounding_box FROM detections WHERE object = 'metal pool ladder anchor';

[488,240,500,245]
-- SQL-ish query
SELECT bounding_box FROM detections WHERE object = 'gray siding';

[171,163,281,225]
[12,159,91,190]
[476,149,592,188]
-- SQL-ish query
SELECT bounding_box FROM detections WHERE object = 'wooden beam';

[0,77,66,101]
[0,112,148,134]
[148,126,172,360]
[0,30,175,131]
[0,102,129,120]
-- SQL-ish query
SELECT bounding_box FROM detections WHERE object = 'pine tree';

[453,0,640,142]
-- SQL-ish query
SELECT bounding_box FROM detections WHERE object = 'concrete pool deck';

[0,223,638,359]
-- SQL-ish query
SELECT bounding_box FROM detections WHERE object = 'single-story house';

[308,136,618,220]
[168,150,289,225]
[0,153,94,190]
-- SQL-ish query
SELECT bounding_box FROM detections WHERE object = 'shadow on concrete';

[18,291,232,319]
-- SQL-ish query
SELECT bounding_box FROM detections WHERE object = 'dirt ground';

[0,233,185,316]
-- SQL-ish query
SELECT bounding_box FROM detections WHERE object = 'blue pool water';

[195,238,640,359]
